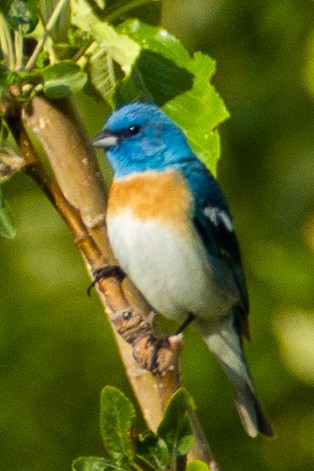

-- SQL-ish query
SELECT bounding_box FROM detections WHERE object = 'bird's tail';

[200,314,273,437]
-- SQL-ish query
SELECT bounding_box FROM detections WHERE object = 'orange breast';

[107,169,193,228]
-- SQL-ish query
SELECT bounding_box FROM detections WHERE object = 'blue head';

[91,102,194,178]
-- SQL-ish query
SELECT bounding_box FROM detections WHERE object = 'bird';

[91,101,273,438]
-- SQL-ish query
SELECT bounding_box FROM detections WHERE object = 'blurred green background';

[1,1,314,470]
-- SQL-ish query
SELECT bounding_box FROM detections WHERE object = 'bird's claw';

[87,265,125,296]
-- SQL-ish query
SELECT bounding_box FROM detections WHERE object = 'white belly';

[107,211,238,323]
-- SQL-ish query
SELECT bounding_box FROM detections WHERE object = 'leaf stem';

[0,13,15,70]
[14,26,23,70]
[130,462,145,471]
[25,0,69,71]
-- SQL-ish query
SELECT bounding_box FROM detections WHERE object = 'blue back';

[179,158,249,313]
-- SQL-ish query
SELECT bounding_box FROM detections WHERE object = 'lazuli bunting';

[91,102,273,437]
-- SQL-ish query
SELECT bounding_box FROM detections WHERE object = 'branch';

[6,95,218,469]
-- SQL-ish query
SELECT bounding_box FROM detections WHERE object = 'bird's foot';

[173,312,196,335]
[132,334,183,376]
[87,265,125,296]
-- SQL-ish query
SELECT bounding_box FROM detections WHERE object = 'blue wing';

[179,159,250,336]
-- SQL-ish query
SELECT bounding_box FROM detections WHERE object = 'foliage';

[0,4,226,342]
[72,387,209,471]
[0,185,16,238]
[0,1,226,470]
[0,0,228,238]
[0,1,313,471]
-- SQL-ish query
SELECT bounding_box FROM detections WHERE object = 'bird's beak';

[90,130,118,148]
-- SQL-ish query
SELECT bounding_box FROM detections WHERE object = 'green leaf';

[163,52,228,176]
[88,48,115,102]
[0,69,21,95]
[68,27,90,48]
[0,187,16,239]
[42,61,87,98]
[116,20,229,175]
[72,2,140,70]
[91,21,140,73]
[84,20,140,99]
[72,456,126,471]
[100,386,136,465]
[112,49,193,106]
[0,1,12,15]
[6,0,39,34]
[117,19,191,67]
[35,50,49,69]
[104,0,162,26]
[157,388,195,457]
[71,0,100,32]
[186,460,211,471]
[135,432,169,470]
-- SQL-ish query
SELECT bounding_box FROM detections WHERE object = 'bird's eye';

[127,124,140,135]
[117,124,140,140]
